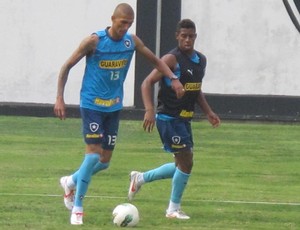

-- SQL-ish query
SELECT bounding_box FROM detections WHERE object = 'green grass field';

[0,115,300,230]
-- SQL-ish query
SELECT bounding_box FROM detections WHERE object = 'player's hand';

[54,97,66,120]
[207,112,221,128]
[143,109,155,132]
[171,80,185,99]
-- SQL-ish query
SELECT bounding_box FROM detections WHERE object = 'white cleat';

[70,212,83,225]
[166,210,190,220]
[59,176,75,210]
[128,171,142,201]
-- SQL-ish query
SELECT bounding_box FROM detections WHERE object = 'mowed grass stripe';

[0,116,300,229]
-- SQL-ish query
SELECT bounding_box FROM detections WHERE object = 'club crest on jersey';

[172,136,181,144]
[124,39,131,48]
[89,122,99,133]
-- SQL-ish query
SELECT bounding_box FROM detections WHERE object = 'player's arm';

[54,34,98,120]
[197,91,221,128]
[141,68,161,132]
[141,54,177,132]
[132,34,184,99]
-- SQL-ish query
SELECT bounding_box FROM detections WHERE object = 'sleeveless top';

[80,28,135,112]
[157,47,207,120]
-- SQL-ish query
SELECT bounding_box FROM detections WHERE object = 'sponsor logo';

[187,69,193,76]
[94,97,120,107]
[86,133,102,138]
[180,110,194,118]
[130,180,137,192]
[184,82,201,91]
[171,144,187,149]
[99,59,128,69]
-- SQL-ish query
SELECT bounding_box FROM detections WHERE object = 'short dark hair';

[176,19,196,32]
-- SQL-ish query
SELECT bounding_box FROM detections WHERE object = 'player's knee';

[86,143,103,153]
[176,150,193,173]
[187,160,193,170]
[100,150,113,163]
[101,161,110,170]
[183,160,193,173]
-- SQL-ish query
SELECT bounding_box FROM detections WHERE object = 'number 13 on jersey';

[110,71,120,80]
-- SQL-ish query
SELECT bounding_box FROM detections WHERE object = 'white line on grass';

[1,193,300,206]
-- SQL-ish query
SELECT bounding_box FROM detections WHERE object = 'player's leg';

[60,155,109,213]
[71,149,110,186]
[71,110,120,225]
[60,108,101,212]
[166,150,192,219]
[164,119,193,219]
[128,162,176,201]
[70,108,109,225]
[71,150,100,225]
[143,162,176,182]
[97,110,120,165]
[61,109,118,209]
[128,118,179,200]
[64,150,110,186]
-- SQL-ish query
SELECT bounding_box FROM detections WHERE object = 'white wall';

[0,0,136,105]
[1,0,299,106]
[182,0,300,96]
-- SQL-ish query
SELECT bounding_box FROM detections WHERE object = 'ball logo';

[89,122,99,133]
[120,215,133,227]
[172,136,181,144]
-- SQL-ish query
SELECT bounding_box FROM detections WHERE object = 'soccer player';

[54,3,184,225]
[128,19,221,219]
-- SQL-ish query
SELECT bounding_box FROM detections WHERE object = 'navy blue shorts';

[156,117,193,153]
[80,108,120,150]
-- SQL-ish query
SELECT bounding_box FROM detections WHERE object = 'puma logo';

[187,69,193,76]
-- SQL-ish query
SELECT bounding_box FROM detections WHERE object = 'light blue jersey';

[80,28,135,112]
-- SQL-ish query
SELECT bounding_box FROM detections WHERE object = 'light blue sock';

[143,163,176,182]
[74,153,99,207]
[92,161,109,174]
[72,161,109,184]
[170,168,190,204]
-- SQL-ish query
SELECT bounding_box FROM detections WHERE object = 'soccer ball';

[112,203,139,227]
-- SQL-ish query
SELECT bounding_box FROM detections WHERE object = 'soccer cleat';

[128,171,142,201]
[70,212,83,225]
[60,176,75,210]
[166,210,190,220]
